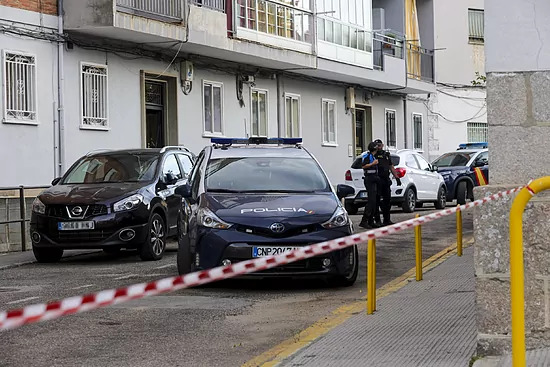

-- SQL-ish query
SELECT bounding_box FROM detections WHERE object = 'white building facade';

[428,0,486,161]
[0,0,436,187]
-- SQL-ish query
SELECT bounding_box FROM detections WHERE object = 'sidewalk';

[0,249,99,270]
[278,247,477,367]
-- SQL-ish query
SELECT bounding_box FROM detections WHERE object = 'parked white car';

[343,149,447,214]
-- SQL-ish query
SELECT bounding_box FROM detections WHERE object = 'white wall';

[0,6,58,186]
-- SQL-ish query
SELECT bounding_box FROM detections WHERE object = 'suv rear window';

[351,155,400,169]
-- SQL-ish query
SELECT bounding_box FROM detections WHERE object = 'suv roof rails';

[159,146,192,154]
[211,137,303,147]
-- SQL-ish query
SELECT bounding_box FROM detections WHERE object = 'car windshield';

[432,152,476,167]
[63,153,159,184]
[205,157,331,193]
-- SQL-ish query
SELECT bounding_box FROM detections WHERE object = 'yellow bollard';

[415,214,423,281]
[367,239,375,315]
[373,239,377,311]
[457,205,463,257]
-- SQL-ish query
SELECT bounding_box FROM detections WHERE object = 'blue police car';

[175,137,358,286]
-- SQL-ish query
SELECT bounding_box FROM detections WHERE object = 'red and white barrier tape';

[0,185,525,331]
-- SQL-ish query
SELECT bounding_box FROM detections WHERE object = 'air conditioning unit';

[180,61,194,82]
[345,87,356,110]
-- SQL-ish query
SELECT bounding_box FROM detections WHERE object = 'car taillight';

[395,167,406,178]
[345,170,353,181]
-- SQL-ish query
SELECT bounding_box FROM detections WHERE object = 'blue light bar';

[211,137,303,145]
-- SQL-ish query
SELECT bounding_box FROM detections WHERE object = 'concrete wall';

[475,0,550,357]
[373,0,404,34]
[417,0,435,50]
[0,6,58,186]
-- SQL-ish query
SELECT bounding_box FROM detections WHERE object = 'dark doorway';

[355,106,372,156]
[145,80,166,148]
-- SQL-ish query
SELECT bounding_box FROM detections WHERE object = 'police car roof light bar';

[211,137,302,146]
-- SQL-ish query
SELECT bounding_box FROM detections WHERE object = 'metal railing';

[406,41,434,83]
[372,31,405,70]
[189,0,225,12]
[116,0,184,22]
[0,186,48,252]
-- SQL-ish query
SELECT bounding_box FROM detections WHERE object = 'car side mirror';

[162,173,178,186]
[51,177,62,186]
[474,160,487,167]
[175,182,192,198]
[431,165,439,172]
[336,184,355,200]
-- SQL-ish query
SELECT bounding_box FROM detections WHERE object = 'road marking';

[114,274,138,280]
[7,297,39,305]
[154,264,176,269]
[242,237,474,367]
[71,284,95,290]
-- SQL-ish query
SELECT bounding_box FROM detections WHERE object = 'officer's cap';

[374,139,383,145]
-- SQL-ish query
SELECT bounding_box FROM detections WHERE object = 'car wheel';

[333,246,359,287]
[434,186,447,209]
[401,188,416,213]
[33,246,63,263]
[103,247,121,254]
[345,201,358,215]
[456,181,468,205]
[139,213,166,261]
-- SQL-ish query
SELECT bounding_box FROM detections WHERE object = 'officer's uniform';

[360,150,381,228]
[374,149,393,224]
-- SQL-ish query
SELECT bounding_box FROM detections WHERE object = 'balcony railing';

[116,0,184,22]
[190,0,225,12]
[372,31,405,70]
[406,42,434,83]
[234,0,314,45]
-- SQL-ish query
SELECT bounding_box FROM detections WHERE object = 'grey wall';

[417,0,434,50]
[373,0,404,34]
[63,0,113,29]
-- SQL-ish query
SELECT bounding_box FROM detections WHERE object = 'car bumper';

[345,185,406,206]
[194,226,355,278]
[30,211,149,249]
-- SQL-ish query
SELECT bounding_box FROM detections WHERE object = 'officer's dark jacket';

[374,150,393,178]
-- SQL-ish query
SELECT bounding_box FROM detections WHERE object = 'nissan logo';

[270,223,285,233]
[71,206,83,216]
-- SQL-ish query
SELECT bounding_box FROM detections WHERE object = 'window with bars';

[80,63,108,129]
[322,99,337,145]
[467,122,488,143]
[413,113,423,150]
[251,89,268,137]
[285,94,300,138]
[468,9,484,42]
[2,51,37,124]
[385,109,396,147]
[203,81,223,135]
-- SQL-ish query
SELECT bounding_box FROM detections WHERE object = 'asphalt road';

[0,204,473,367]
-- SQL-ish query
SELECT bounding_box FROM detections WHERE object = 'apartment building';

[0,0,436,186]
[427,0,486,160]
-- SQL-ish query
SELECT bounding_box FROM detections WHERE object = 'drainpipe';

[57,0,65,176]
[276,73,284,138]
[403,96,408,149]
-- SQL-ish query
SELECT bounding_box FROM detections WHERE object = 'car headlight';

[113,194,144,212]
[32,197,46,215]
[198,207,232,229]
[322,206,349,229]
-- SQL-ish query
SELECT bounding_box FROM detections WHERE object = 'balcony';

[406,42,434,83]
[232,0,314,54]
[63,0,187,45]
[189,0,226,12]
[372,31,405,70]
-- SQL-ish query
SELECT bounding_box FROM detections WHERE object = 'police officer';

[359,142,381,229]
[373,139,402,226]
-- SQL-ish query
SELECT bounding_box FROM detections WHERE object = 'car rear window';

[351,155,400,169]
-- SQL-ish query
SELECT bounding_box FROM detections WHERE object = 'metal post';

[19,186,26,252]
[457,205,463,257]
[367,239,375,315]
[373,239,377,311]
[415,214,422,281]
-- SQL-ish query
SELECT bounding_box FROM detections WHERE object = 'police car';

[175,137,358,286]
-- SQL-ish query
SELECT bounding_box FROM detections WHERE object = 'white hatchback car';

[343,149,447,214]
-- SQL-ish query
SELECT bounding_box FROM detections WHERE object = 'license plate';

[58,221,95,231]
[252,246,301,257]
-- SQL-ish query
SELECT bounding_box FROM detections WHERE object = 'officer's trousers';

[376,177,392,222]
[361,174,380,225]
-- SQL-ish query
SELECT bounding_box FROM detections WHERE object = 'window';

[385,109,396,147]
[161,155,183,183]
[474,151,489,166]
[251,89,268,137]
[322,99,337,145]
[405,154,419,169]
[414,154,431,171]
[467,122,488,143]
[176,153,194,178]
[468,9,484,42]
[203,81,223,135]
[80,62,108,129]
[413,113,423,150]
[3,50,37,124]
[285,94,300,138]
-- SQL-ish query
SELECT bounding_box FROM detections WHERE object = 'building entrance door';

[145,80,166,148]
[355,106,372,156]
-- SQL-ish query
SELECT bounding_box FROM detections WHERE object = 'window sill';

[414,148,424,153]
[202,132,224,138]
[80,125,110,131]
[322,142,338,147]
[3,119,39,126]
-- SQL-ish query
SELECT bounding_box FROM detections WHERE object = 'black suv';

[30,147,195,263]
[175,138,358,286]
